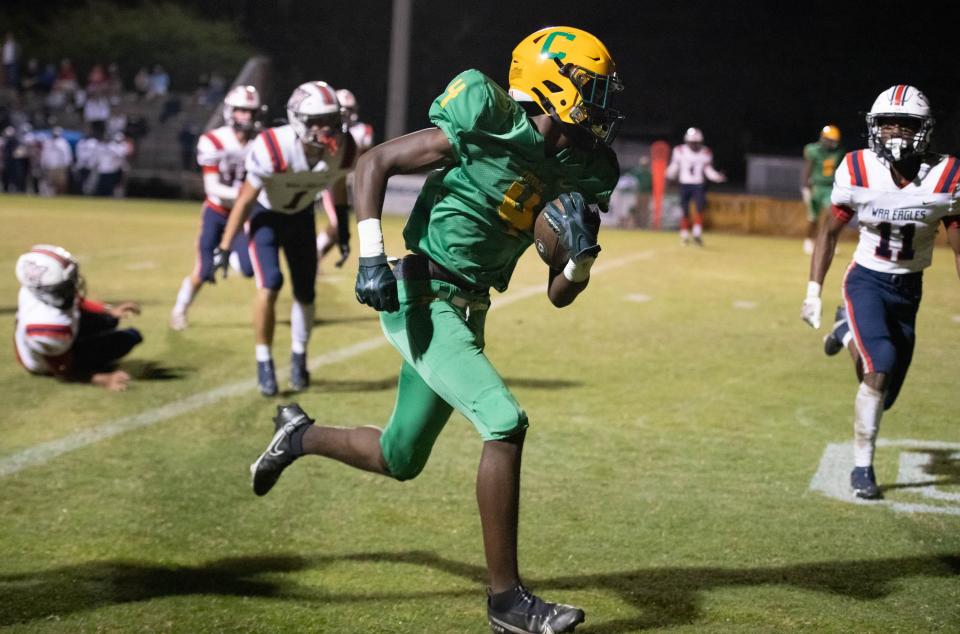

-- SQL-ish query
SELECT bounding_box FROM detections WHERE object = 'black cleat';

[692,235,704,247]
[257,360,278,397]
[488,585,585,634]
[290,352,310,391]
[851,466,882,500]
[250,403,313,496]
[824,306,850,356]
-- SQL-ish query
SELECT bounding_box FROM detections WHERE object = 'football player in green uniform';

[249,26,622,634]
[801,125,844,253]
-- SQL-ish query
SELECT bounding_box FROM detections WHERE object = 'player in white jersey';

[802,85,960,499]
[214,81,357,396]
[315,87,375,269]
[665,127,726,245]
[14,245,143,391]
[170,85,261,331]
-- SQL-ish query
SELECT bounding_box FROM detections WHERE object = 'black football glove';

[211,246,231,282]
[355,255,399,312]
[334,204,351,268]
[542,192,601,262]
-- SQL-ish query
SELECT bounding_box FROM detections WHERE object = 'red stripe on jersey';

[855,151,869,187]
[31,248,71,267]
[831,204,854,222]
[203,131,224,150]
[340,133,358,169]
[26,324,72,338]
[263,129,287,173]
[934,157,960,193]
[201,165,220,175]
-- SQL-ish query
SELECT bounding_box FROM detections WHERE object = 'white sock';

[692,224,702,238]
[255,344,272,362]
[680,228,690,240]
[316,231,332,253]
[173,277,194,314]
[853,382,884,467]
[841,331,853,347]
[290,301,314,354]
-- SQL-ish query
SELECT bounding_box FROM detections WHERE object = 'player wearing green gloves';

[249,26,623,634]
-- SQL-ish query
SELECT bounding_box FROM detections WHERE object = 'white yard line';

[0,252,652,477]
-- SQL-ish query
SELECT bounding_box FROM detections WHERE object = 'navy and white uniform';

[195,125,254,280]
[832,149,960,407]
[666,143,724,216]
[245,125,357,300]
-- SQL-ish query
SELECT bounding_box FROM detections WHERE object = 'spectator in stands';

[106,62,123,104]
[14,244,143,391]
[147,64,170,100]
[133,66,150,100]
[86,63,108,95]
[207,71,226,104]
[159,94,181,124]
[49,59,78,110]
[194,72,210,105]
[93,131,131,197]
[73,131,99,195]
[2,32,19,89]
[177,121,198,170]
[38,63,56,94]
[83,91,111,129]
[1,126,23,192]
[19,58,41,97]
[40,126,72,195]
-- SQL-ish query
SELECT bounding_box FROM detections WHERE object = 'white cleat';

[169,311,188,331]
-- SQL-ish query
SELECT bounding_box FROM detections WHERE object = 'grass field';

[1,195,958,633]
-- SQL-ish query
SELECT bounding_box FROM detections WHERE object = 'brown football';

[533,208,569,270]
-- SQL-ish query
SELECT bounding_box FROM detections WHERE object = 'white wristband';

[806,281,822,299]
[563,257,595,282]
[358,218,385,258]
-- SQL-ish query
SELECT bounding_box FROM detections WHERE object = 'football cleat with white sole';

[257,360,278,397]
[824,306,850,356]
[487,585,585,634]
[250,403,314,496]
[851,466,882,500]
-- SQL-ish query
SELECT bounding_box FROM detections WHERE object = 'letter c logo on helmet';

[509,26,624,146]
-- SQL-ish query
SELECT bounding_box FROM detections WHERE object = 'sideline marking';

[625,293,652,303]
[809,439,960,515]
[0,252,652,477]
[732,300,757,310]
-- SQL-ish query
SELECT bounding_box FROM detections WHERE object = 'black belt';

[393,254,487,295]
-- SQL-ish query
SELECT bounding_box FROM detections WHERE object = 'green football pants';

[378,279,528,480]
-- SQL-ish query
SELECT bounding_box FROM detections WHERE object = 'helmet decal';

[540,31,576,60]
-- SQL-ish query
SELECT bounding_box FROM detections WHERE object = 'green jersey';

[403,69,619,293]
[803,142,844,188]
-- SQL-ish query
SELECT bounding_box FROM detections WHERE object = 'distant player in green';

[248,26,623,634]
[801,125,844,253]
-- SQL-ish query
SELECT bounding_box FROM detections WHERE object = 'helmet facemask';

[556,60,624,145]
[866,113,933,163]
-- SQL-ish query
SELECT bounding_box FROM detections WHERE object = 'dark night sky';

[230,0,960,182]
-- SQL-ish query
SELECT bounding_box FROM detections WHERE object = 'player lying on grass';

[15,244,142,391]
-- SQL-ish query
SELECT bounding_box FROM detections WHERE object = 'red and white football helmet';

[15,245,82,309]
[684,127,704,144]
[336,88,358,125]
[866,85,934,162]
[222,85,261,133]
[286,81,342,148]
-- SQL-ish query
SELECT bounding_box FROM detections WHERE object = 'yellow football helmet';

[820,125,841,142]
[508,26,624,145]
